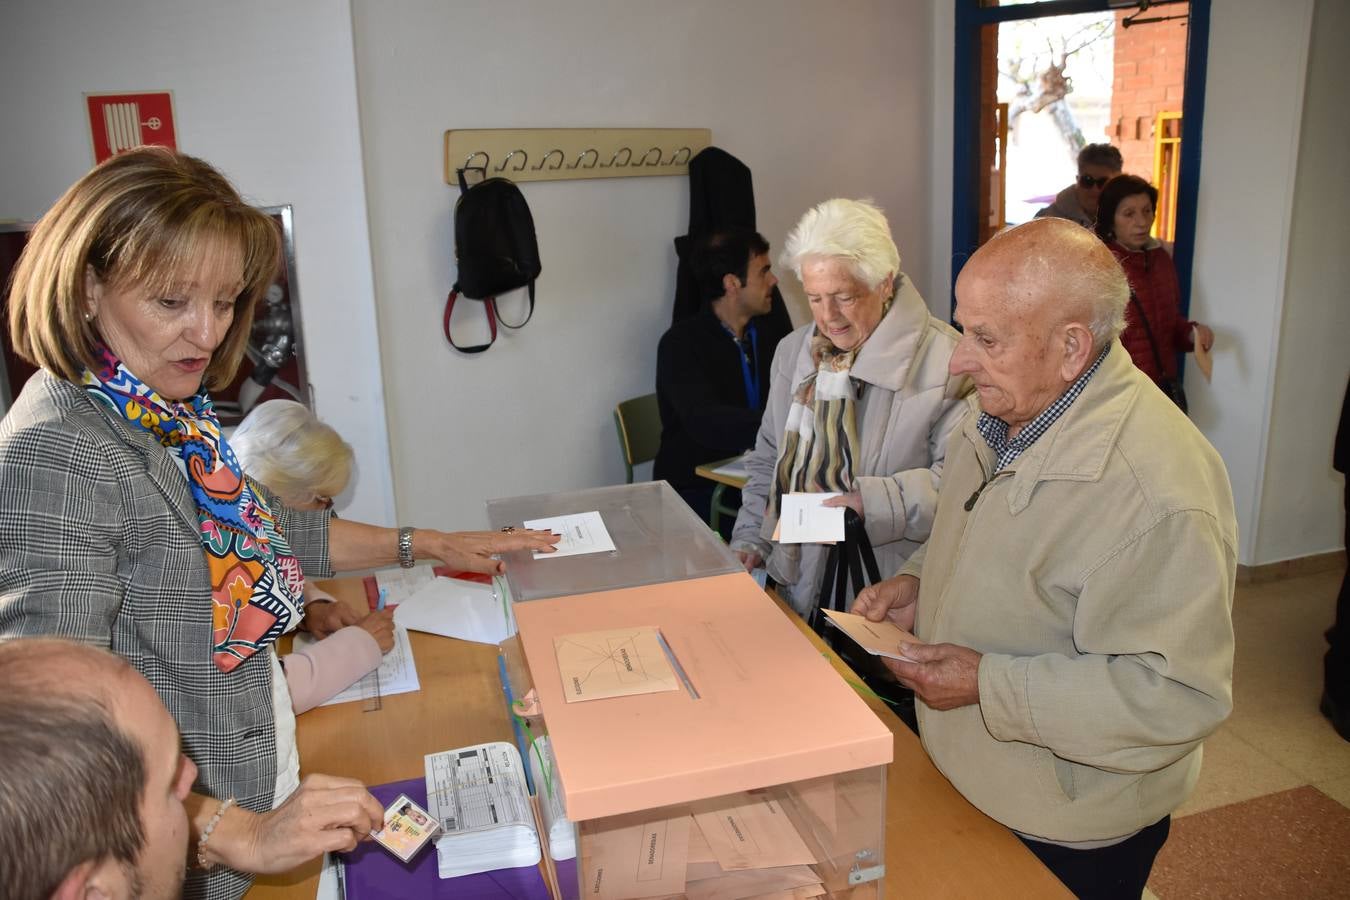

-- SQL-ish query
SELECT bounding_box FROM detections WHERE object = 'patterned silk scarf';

[82,346,305,673]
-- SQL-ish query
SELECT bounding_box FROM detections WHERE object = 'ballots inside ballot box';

[506,571,893,899]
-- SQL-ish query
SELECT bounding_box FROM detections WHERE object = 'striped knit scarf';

[768,330,862,536]
[82,345,305,673]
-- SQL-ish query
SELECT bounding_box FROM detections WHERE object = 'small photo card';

[372,793,440,863]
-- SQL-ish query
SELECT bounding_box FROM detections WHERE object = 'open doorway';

[953,0,1210,311]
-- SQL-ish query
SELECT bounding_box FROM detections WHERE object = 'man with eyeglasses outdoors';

[1035,143,1123,229]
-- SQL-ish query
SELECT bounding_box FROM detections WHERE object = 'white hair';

[230,400,354,504]
[1081,258,1129,349]
[779,198,901,293]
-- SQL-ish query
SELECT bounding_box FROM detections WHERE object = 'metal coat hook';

[567,148,600,169]
[462,150,490,171]
[634,147,663,167]
[668,146,692,166]
[495,149,528,172]
[533,148,565,171]
[602,147,633,168]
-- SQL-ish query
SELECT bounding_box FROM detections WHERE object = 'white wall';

[353,0,935,531]
[1185,0,1318,564]
[1254,0,1350,562]
[0,0,397,525]
[926,2,956,321]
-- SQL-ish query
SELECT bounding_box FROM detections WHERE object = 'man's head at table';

[690,227,777,339]
[0,638,197,900]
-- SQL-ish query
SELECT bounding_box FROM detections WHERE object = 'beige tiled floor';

[1148,566,1350,897]
[1176,569,1348,812]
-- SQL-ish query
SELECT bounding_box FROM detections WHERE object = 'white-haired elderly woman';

[232,399,354,510]
[232,399,392,714]
[731,198,975,617]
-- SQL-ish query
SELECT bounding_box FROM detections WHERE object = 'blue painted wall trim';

[950,0,1210,332]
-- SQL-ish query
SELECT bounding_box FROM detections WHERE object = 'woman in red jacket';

[1095,175,1214,393]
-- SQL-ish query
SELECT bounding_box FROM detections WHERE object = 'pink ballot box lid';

[513,572,894,821]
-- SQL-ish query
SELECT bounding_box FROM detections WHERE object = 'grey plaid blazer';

[0,371,332,900]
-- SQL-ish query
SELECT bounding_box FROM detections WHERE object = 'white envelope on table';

[392,577,515,645]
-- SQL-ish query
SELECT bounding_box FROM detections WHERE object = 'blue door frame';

[950,0,1211,319]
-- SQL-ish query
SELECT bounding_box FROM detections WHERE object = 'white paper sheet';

[523,510,616,559]
[778,492,844,543]
[393,577,515,645]
[316,853,343,900]
[294,625,421,707]
[425,742,541,878]
[710,454,749,480]
[375,563,441,606]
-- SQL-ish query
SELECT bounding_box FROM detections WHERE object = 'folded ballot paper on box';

[424,741,543,879]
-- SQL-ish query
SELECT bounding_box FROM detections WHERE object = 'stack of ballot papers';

[527,736,576,861]
[424,742,542,879]
[580,788,828,900]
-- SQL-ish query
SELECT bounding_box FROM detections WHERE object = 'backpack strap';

[443,288,498,354]
[494,280,537,330]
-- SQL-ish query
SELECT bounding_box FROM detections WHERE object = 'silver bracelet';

[196,796,236,870]
[398,526,416,568]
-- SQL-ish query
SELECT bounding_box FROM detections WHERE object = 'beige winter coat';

[732,276,974,615]
[900,342,1237,842]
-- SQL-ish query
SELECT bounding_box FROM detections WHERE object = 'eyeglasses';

[1077,174,1111,189]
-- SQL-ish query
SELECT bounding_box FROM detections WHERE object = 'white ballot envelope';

[393,577,514,645]
[778,492,844,544]
[524,510,616,559]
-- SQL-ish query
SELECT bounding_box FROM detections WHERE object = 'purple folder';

[341,778,562,900]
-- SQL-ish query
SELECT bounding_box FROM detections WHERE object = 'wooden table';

[693,456,749,490]
[246,577,1068,899]
[693,455,748,534]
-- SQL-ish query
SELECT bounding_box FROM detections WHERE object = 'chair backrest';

[613,393,661,483]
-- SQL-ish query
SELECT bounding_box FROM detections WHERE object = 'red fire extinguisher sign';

[86,91,178,164]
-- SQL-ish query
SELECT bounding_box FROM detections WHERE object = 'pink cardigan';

[282,623,383,714]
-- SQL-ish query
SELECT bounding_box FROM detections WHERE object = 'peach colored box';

[513,572,893,822]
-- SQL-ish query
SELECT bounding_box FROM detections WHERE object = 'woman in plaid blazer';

[0,148,554,900]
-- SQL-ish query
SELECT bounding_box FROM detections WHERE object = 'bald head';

[949,219,1129,435]
[960,218,1128,351]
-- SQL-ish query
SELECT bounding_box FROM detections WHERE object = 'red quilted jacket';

[1111,240,1194,383]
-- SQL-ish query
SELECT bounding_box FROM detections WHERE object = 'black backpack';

[443,175,541,353]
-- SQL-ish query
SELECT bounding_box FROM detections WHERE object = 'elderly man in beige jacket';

[854,218,1237,900]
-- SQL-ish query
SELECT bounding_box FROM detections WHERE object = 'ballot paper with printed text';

[424,742,541,879]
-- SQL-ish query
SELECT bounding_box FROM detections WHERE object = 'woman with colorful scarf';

[0,148,556,900]
[730,198,974,618]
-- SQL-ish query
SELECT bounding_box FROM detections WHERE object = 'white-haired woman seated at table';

[731,198,974,616]
[232,399,354,511]
[232,399,395,714]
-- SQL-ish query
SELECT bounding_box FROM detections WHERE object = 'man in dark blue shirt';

[655,229,791,531]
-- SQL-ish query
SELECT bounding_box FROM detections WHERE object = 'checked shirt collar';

[977,347,1109,473]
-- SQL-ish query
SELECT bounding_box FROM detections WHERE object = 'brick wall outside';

[1109,4,1189,180]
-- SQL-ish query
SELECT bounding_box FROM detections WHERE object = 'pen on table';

[377,587,388,611]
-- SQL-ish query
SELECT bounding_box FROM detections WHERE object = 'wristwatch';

[397,526,416,568]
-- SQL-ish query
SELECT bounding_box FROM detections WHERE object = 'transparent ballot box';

[486,481,740,602]
[508,571,894,899]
